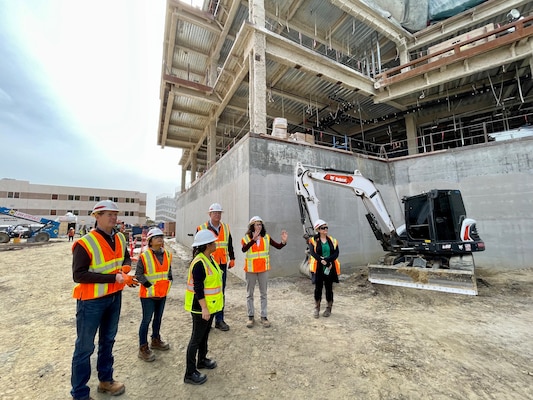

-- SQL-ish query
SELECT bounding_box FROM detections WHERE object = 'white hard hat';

[92,200,119,215]
[249,216,263,225]
[193,229,217,247]
[208,203,223,212]
[313,219,327,231]
[147,227,164,242]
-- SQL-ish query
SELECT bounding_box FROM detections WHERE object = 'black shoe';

[197,358,217,369]
[184,371,207,385]
[215,320,230,331]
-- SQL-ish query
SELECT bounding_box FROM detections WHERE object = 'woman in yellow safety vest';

[241,216,288,329]
[183,229,224,385]
[135,227,173,362]
[308,219,340,319]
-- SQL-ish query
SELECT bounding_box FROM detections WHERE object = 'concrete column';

[181,167,186,193]
[405,113,418,155]
[249,0,267,135]
[191,153,197,183]
[207,121,217,168]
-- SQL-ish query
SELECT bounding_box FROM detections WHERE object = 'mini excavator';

[294,162,485,295]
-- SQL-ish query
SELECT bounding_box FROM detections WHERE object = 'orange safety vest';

[242,234,270,273]
[72,231,127,300]
[197,222,231,264]
[308,236,341,275]
[184,253,224,314]
[138,249,172,298]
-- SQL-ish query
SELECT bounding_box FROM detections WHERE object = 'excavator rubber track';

[368,263,478,295]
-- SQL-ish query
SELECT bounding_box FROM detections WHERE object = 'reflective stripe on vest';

[308,236,341,274]
[72,231,126,300]
[139,249,172,298]
[184,253,224,314]
[197,222,230,264]
[243,234,270,273]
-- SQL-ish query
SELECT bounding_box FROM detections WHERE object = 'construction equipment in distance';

[294,162,485,295]
[0,207,60,243]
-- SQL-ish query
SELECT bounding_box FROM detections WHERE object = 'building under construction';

[156,0,533,277]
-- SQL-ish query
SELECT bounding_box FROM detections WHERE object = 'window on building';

[87,211,92,216]
[130,198,135,203]
[75,195,80,201]
[126,198,130,203]
[52,194,58,200]
[50,210,57,215]
[8,192,20,198]
[113,197,118,202]
[73,210,79,216]
[68,195,74,200]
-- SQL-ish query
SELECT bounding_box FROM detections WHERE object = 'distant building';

[155,193,176,222]
[0,178,147,228]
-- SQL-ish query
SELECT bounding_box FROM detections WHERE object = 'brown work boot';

[246,316,254,328]
[138,343,155,362]
[323,301,333,317]
[151,337,170,351]
[97,380,125,396]
[314,300,320,319]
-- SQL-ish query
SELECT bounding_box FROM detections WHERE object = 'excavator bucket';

[368,263,478,295]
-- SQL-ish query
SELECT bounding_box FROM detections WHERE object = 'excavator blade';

[368,263,478,295]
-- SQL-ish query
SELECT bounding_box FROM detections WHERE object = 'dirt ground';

[0,239,532,400]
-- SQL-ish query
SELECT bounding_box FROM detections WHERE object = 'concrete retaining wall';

[176,134,533,278]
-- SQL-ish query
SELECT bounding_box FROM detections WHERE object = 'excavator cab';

[405,189,465,242]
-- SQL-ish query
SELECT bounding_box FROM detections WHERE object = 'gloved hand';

[229,259,235,269]
[120,265,139,287]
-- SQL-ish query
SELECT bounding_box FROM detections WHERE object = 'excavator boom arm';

[294,162,399,251]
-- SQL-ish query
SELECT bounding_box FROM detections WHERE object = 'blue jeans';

[139,297,167,345]
[71,291,122,400]
[215,264,227,323]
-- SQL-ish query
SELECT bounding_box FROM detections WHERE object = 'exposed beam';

[330,0,410,48]
[410,0,531,51]
[375,19,533,102]
[263,27,375,96]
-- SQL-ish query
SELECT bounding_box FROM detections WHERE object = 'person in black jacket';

[308,219,340,318]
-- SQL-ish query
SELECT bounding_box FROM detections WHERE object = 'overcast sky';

[0,0,201,218]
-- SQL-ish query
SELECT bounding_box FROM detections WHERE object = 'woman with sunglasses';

[308,219,340,318]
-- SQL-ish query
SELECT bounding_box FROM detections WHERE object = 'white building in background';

[0,178,147,229]
[155,193,176,222]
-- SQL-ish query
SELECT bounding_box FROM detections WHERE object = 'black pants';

[314,277,334,303]
[186,312,214,375]
[215,264,227,323]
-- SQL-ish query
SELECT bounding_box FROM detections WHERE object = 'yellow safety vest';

[242,234,270,273]
[72,231,127,300]
[184,253,224,314]
[139,249,172,298]
[308,236,341,275]
[197,222,230,264]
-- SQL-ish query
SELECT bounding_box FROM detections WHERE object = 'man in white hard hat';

[196,202,235,331]
[70,200,138,400]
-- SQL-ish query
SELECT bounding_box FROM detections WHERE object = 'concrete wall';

[175,134,533,278]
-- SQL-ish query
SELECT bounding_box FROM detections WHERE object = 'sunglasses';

[319,226,328,230]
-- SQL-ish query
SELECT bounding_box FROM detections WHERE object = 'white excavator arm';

[294,162,400,251]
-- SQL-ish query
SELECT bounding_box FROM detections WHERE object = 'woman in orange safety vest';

[135,227,173,362]
[241,216,288,329]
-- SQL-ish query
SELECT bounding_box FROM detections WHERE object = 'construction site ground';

[0,239,532,400]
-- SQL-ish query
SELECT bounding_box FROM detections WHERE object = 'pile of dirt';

[0,239,531,399]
